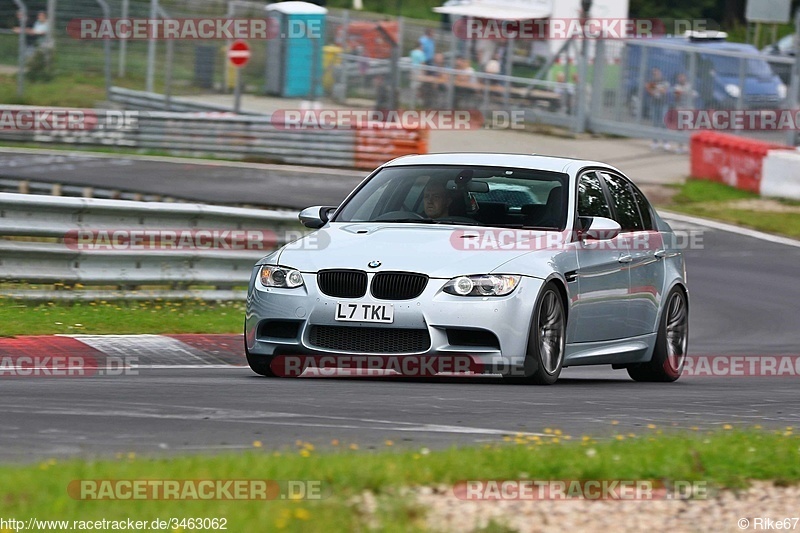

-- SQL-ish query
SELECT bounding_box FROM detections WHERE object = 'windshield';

[334,165,569,230]
[703,54,774,77]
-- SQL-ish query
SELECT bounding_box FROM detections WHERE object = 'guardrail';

[0,193,304,300]
[0,102,428,170]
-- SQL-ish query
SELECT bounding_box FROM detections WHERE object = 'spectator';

[409,44,426,100]
[421,52,446,108]
[645,68,670,150]
[419,29,435,65]
[13,11,48,51]
[671,73,696,153]
[484,52,502,76]
[554,72,575,114]
[454,56,477,107]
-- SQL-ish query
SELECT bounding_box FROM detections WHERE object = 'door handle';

[618,254,633,263]
[654,249,667,259]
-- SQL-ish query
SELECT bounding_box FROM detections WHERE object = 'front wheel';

[627,287,688,382]
[504,283,566,385]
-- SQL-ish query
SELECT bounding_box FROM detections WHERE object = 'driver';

[422,179,452,219]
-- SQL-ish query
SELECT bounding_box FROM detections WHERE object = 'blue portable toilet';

[265,1,327,98]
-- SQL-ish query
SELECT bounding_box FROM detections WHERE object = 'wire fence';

[1,0,799,147]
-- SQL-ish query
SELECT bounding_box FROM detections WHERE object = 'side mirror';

[582,216,621,241]
[299,206,336,229]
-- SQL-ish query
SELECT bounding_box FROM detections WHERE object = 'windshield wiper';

[490,224,558,230]
[373,217,441,224]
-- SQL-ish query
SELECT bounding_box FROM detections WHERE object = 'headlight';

[724,84,741,98]
[259,265,304,288]
[442,275,520,297]
[777,83,788,99]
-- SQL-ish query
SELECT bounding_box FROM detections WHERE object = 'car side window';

[629,184,654,231]
[577,173,613,219]
[600,173,644,232]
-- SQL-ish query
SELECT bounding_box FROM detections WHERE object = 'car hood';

[271,223,563,279]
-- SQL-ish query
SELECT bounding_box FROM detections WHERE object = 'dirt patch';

[409,481,800,532]
[722,199,800,214]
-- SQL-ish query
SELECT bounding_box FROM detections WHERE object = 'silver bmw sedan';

[245,153,688,384]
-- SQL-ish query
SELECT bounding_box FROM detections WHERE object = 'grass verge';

[0,429,797,532]
[0,298,244,336]
[663,179,800,239]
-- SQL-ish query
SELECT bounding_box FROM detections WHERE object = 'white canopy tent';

[433,0,552,20]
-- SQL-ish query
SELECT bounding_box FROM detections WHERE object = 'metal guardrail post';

[146,0,158,93]
[574,37,589,133]
[786,9,800,147]
[119,0,129,77]
[94,0,112,100]
[46,0,56,49]
[157,6,172,111]
[12,0,26,98]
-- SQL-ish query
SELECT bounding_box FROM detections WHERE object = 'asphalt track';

[0,150,365,208]
[2,216,799,462]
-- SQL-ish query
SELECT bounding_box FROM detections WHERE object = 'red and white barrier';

[761,149,800,200]
[689,132,800,199]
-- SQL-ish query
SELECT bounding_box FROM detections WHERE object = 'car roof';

[644,37,759,53]
[381,152,621,176]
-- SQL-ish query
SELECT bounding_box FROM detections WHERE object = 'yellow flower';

[384,440,394,446]
[299,449,311,457]
[723,424,733,430]
[554,429,563,436]
[349,443,359,450]
[331,439,339,446]
[252,440,263,448]
[543,428,553,434]
[615,435,625,441]
[294,509,310,520]
[610,420,619,426]
[647,424,657,429]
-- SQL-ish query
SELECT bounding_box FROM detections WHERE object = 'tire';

[504,283,566,385]
[244,331,279,377]
[627,287,688,383]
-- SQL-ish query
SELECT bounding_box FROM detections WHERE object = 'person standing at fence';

[410,43,426,101]
[421,52,447,108]
[420,29,436,66]
[671,73,696,154]
[645,68,670,150]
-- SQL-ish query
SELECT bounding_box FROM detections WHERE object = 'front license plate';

[335,302,394,323]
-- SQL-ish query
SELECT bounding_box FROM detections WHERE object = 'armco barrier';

[762,149,800,200]
[690,131,793,194]
[0,193,303,300]
[0,105,427,170]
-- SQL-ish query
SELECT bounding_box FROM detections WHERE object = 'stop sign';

[228,40,251,68]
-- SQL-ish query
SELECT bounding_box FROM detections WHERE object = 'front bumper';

[245,268,544,369]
